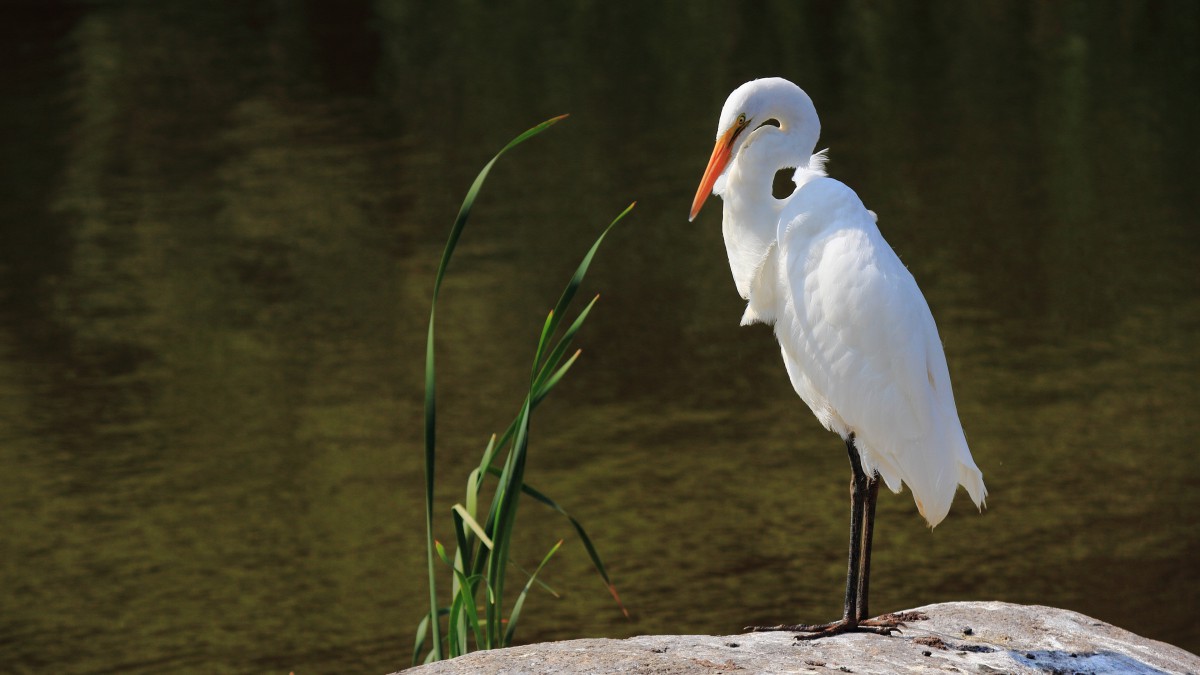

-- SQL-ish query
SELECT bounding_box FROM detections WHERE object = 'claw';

[790,621,898,641]
[748,611,926,641]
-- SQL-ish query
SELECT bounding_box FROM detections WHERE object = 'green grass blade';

[451,510,474,583]
[430,115,569,304]
[453,503,495,550]
[421,115,567,661]
[473,426,514,496]
[508,557,562,598]
[489,468,629,618]
[434,539,455,569]
[541,201,635,345]
[532,294,598,395]
[445,592,464,657]
[530,309,556,381]
[465,439,490,517]
[411,613,430,667]
[527,202,633,400]
[411,607,451,666]
[457,573,487,653]
[470,204,635,589]
[475,203,634,540]
[472,297,598,498]
[421,319,442,659]
[488,460,523,638]
[532,348,583,408]
[438,538,487,655]
[504,539,564,646]
[425,189,630,658]
[451,549,471,654]
[486,396,532,646]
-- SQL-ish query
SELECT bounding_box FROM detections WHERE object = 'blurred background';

[1,1,1197,672]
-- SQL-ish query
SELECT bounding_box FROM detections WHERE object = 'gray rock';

[399,601,1199,674]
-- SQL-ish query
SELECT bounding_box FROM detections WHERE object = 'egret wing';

[777,177,968,524]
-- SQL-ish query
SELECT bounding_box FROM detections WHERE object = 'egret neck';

[711,84,822,323]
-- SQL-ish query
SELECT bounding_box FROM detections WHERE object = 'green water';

[1,2,1197,672]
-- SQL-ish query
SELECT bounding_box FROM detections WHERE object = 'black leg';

[745,435,920,638]
[745,437,864,634]
[857,474,879,621]
[841,436,868,626]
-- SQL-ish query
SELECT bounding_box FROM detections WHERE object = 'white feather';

[708,78,985,527]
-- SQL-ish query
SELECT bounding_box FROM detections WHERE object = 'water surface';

[1,2,1197,672]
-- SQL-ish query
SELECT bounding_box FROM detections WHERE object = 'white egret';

[690,77,987,639]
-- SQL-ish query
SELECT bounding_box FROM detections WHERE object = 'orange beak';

[689,124,740,222]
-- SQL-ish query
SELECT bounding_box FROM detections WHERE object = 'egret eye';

[737,113,747,126]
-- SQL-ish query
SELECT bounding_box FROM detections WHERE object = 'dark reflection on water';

[1,1,1197,672]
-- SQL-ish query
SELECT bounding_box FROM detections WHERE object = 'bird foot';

[744,612,926,640]
[745,621,841,633]
[791,620,899,640]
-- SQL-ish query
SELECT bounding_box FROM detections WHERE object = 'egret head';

[689,78,820,221]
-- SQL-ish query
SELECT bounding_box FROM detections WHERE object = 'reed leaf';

[485,396,531,647]
[452,503,494,551]
[411,613,429,667]
[532,295,598,399]
[451,510,474,584]
[542,201,635,344]
[435,541,489,657]
[504,539,564,646]
[532,349,583,408]
[421,115,565,661]
[494,469,629,617]
[531,309,556,381]
[411,608,450,667]
[418,116,631,662]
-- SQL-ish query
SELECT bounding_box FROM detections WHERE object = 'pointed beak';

[689,124,739,222]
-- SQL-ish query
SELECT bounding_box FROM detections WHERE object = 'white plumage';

[691,77,986,528]
[691,81,989,637]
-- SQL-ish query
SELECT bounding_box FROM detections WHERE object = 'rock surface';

[399,601,1199,674]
